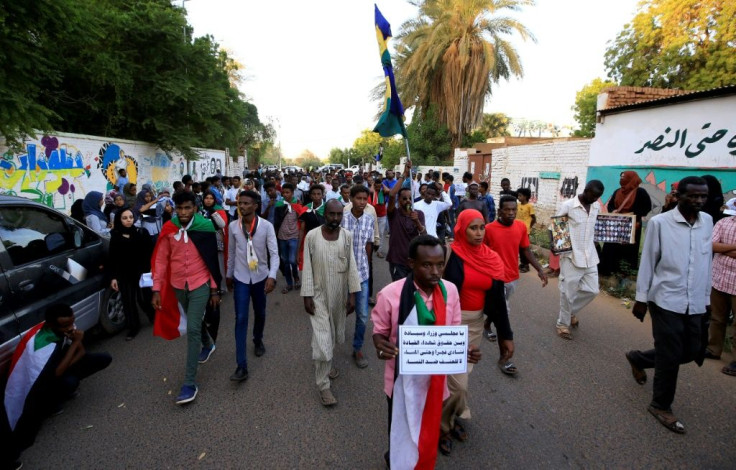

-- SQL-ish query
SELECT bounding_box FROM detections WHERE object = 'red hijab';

[613,171,641,213]
[450,209,504,280]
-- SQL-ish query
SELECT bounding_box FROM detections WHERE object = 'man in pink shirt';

[371,235,480,469]
[152,191,222,405]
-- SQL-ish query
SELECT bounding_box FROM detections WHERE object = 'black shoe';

[254,342,266,357]
[704,350,721,360]
[230,367,249,382]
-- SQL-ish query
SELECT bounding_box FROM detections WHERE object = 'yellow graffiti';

[104,155,138,187]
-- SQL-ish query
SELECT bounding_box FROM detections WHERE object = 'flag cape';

[152,214,220,340]
[373,4,407,138]
[391,276,447,469]
[4,322,58,430]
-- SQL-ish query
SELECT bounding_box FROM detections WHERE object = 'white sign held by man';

[398,325,468,375]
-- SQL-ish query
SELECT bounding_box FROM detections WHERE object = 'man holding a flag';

[371,235,481,469]
[4,304,112,468]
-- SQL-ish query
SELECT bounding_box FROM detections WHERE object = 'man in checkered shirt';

[706,197,736,376]
[341,185,375,369]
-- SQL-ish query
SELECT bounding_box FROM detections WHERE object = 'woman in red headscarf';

[600,171,652,276]
[439,209,512,455]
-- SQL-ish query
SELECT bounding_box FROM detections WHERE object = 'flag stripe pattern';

[374,4,407,138]
[4,322,55,430]
[391,282,447,469]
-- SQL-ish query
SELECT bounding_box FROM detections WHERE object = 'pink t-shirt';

[371,278,462,398]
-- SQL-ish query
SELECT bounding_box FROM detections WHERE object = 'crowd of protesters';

[4,160,734,469]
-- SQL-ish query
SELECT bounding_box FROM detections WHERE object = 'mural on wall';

[142,152,174,192]
[97,142,138,190]
[560,176,579,199]
[0,133,227,213]
[0,136,93,210]
[519,176,539,202]
[587,166,735,216]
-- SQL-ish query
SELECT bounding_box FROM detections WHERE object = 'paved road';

[22,257,735,469]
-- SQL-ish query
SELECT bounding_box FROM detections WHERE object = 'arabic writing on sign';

[399,325,468,375]
[635,123,736,158]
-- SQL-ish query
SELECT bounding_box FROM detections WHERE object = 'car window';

[0,207,76,266]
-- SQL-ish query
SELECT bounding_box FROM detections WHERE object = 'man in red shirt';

[483,195,548,354]
[152,191,222,405]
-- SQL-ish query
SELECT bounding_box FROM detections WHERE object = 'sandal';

[498,360,518,376]
[647,405,685,434]
[319,389,337,407]
[483,329,497,342]
[625,351,647,385]
[294,278,301,289]
[556,326,573,340]
[571,315,579,329]
[451,421,468,441]
[281,285,293,294]
[438,433,453,455]
[722,361,736,376]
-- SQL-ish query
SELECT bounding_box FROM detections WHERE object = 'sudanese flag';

[151,214,221,340]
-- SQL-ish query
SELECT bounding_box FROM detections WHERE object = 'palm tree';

[395,0,535,148]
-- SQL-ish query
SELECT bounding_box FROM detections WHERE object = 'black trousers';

[119,279,153,335]
[389,263,411,282]
[6,352,112,463]
[629,303,703,411]
[203,302,221,344]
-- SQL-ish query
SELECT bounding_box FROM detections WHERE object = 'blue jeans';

[233,278,267,369]
[278,238,299,286]
[353,279,370,352]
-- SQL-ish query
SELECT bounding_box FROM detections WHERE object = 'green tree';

[394,0,535,148]
[352,130,385,164]
[404,105,453,165]
[0,0,273,159]
[0,0,92,150]
[604,0,736,89]
[477,112,511,139]
[294,149,322,170]
[571,78,616,137]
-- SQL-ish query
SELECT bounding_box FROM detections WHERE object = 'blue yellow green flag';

[373,4,407,138]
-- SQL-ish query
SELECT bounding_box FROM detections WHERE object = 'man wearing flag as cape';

[372,235,481,469]
[151,190,222,405]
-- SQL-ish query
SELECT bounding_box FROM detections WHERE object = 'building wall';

[590,94,736,213]
[490,140,592,223]
[0,131,227,213]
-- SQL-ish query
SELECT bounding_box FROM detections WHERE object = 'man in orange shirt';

[483,195,547,357]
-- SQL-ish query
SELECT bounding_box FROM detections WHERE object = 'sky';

[185,0,643,159]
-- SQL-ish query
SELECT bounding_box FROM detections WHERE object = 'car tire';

[99,287,126,334]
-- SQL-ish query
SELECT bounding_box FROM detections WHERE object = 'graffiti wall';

[0,132,226,213]
[589,94,736,213]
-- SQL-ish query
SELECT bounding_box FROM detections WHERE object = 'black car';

[0,195,125,375]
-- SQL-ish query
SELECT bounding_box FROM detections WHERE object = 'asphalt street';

[22,256,735,469]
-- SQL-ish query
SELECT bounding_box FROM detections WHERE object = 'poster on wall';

[548,216,572,254]
[594,213,636,244]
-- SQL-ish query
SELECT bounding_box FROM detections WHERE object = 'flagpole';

[403,136,416,210]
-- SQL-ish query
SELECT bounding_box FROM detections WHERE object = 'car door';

[0,204,106,337]
[0,261,20,376]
